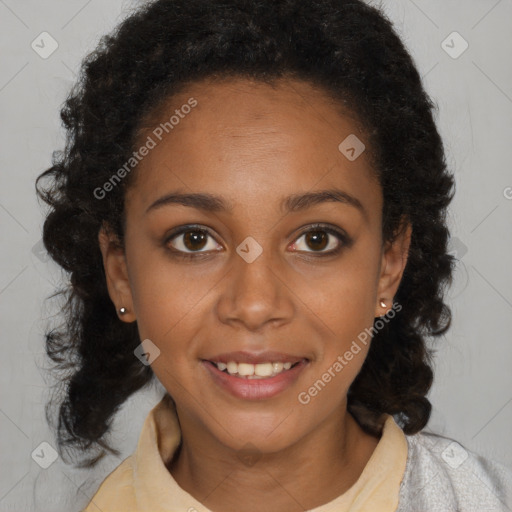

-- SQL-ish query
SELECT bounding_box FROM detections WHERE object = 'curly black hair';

[35,0,456,468]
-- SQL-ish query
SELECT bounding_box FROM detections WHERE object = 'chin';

[210,408,304,454]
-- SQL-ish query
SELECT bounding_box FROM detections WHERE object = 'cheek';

[299,251,379,337]
[294,244,379,390]
[129,262,210,396]
[127,250,213,345]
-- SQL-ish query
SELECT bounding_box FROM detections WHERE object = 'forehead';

[126,77,381,220]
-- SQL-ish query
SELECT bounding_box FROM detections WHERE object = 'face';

[99,77,411,454]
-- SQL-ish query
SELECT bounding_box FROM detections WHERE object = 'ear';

[375,217,412,317]
[98,223,136,322]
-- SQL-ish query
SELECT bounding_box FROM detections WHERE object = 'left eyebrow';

[145,188,366,218]
[282,188,366,219]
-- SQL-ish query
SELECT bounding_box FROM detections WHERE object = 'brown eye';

[291,224,350,256]
[182,230,208,251]
[304,231,329,251]
[165,225,222,256]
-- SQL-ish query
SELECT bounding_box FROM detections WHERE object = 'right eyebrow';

[145,192,233,214]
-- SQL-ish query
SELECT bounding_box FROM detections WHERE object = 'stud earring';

[379,299,387,308]
[119,307,127,315]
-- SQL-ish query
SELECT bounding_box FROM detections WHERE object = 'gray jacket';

[396,429,512,511]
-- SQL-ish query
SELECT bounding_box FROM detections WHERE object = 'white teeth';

[214,360,299,378]
[238,363,254,376]
[226,361,238,374]
[254,362,273,377]
[272,362,284,373]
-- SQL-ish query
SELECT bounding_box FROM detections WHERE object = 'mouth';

[205,359,303,379]
[201,352,310,400]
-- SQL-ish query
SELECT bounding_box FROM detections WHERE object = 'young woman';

[35,0,512,510]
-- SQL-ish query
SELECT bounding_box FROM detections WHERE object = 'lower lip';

[202,359,309,400]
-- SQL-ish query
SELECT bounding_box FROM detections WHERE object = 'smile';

[202,357,310,400]
[211,360,298,379]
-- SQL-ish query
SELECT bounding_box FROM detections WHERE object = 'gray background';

[1,0,511,510]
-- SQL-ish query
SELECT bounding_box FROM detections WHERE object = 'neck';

[167,403,380,512]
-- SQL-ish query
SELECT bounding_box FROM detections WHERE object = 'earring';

[379,299,387,308]
[119,307,127,315]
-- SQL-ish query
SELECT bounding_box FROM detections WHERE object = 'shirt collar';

[132,394,408,511]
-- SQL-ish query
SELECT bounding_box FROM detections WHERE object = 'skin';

[98,77,412,512]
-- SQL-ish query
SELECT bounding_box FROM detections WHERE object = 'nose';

[215,244,295,332]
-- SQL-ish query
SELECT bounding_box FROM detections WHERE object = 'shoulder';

[81,455,136,511]
[396,429,512,512]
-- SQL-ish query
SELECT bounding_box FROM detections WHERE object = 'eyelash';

[163,223,352,261]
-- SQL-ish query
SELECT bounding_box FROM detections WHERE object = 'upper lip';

[204,351,308,365]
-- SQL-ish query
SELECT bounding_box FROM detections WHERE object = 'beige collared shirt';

[83,395,408,512]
